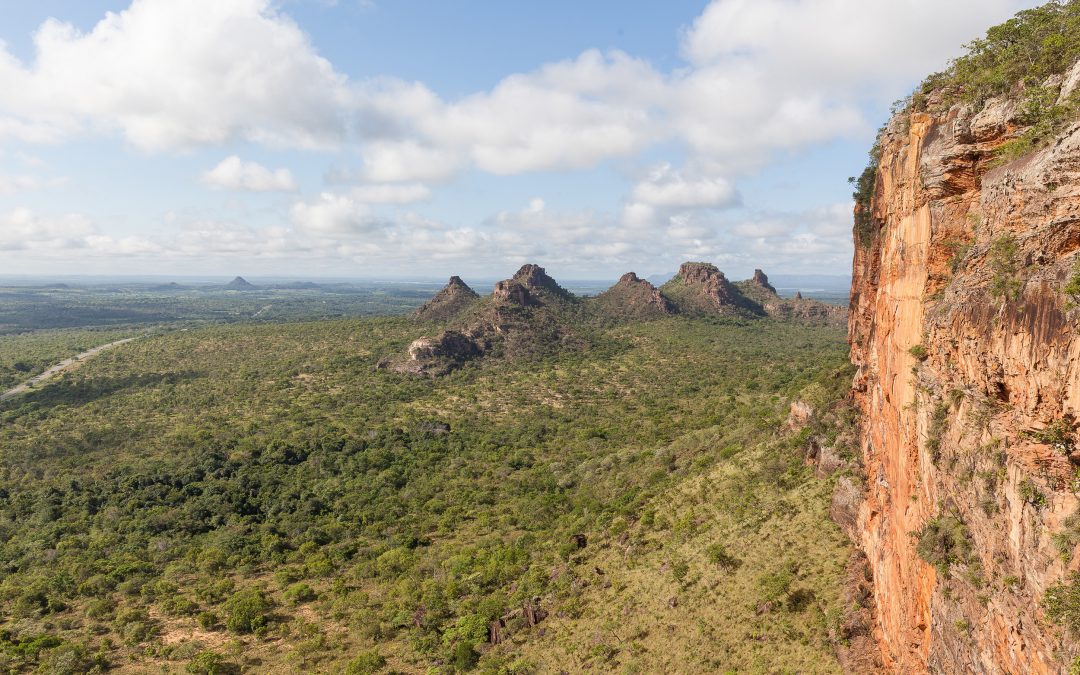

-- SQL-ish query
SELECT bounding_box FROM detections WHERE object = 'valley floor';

[0,315,856,673]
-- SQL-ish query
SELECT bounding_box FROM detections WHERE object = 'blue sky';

[0,0,1038,280]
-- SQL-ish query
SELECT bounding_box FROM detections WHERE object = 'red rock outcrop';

[849,90,1080,671]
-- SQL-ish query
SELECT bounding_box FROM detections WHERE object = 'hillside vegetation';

[0,312,856,673]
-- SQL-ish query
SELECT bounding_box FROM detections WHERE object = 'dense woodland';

[0,309,856,673]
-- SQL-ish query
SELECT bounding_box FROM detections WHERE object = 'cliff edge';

[849,11,1080,671]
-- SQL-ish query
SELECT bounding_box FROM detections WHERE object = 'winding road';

[0,336,142,403]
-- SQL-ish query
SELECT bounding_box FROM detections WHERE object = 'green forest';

[0,312,857,673]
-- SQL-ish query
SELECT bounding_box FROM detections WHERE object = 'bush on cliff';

[915,514,973,576]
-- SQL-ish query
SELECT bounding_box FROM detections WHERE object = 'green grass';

[0,315,853,673]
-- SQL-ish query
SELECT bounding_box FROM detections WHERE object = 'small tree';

[224,587,271,634]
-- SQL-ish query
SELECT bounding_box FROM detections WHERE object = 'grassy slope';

[0,315,853,673]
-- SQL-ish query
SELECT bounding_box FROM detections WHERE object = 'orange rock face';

[849,100,1080,672]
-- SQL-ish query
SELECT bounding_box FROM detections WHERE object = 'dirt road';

[0,336,142,403]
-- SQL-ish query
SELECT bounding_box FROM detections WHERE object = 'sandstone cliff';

[849,68,1080,672]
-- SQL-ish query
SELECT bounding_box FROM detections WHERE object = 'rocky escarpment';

[849,68,1080,672]
[414,276,480,323]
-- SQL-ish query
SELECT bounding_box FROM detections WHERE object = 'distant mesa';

[223,276,257,291]
[414,276,481,323]
[151,281,187,291]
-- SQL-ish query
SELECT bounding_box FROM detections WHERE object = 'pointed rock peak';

[442,276,477,295]
[751,269,777,294]
[795,291,803,300]
[593,270,673,318]
[414,275,480,321]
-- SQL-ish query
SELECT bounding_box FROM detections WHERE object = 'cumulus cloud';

[0,208,95,250]
[290,192,383,237]
[0,0,1038,275]
[202,156,297,192]
[0,0,350,151]
[630,163,738,208]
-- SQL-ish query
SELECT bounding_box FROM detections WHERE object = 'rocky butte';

[847,53,1080,672]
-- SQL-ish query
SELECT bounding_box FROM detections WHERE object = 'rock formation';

[751,268,777,294]
[660,262,760,316]
[849,74,1080,671]
[414,276,480,323]
[735,268,847,326]
[587,272,674,321]
[492,264,574,305]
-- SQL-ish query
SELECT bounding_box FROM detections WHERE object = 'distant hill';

[223,276,257,291]
[395,261,849,374]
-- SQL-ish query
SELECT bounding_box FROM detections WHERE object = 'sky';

[0,0,1040,280]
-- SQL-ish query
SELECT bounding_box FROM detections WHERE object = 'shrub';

[223,588,271,634]
[197,611,218,630]
[925,402,950,462]
[757,569,794,603]
[1065,258,1080,300]
[186,650,237,675]
[705,543,741,571]
[908,344,929,361]
[989,235,1022,301]
[283,582,317,606]
[915,514,972,575]
[1053,509,1080,562]
[1027,418,1076,455]
[1018,478,1048,509]
[1044,572,1080,632]
[450,642,479,671]
[345,650,387,674]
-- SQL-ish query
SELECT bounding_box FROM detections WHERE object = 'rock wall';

[850,94,1080,672]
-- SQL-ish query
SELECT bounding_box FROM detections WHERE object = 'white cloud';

[0,174,45,194]
[359,140,463,183]
[0,0,350,151]
[630,163,738,208]
[350,183,431,204]
[0,0,1040,275]
[0,208,95,250]
[290,192,382,237]
[202,156,297,192]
